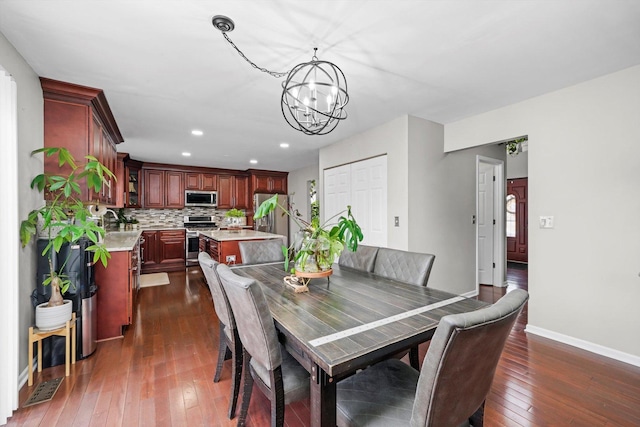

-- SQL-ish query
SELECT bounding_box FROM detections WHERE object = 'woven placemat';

[23,377,63,407]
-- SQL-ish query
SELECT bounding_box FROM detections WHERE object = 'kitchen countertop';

[198,229,285,242]
[103,230,143,252]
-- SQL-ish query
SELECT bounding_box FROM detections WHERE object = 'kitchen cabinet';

[141,229,186,273]
[143,169,184,208]
[198,235,244,265]
[140,230,158,271]
[115,153,142,208]
[41,78,123,205]
[218,174,249,209]
[250,171,288,194]
[95,238,140,340]
[185,172,217,191]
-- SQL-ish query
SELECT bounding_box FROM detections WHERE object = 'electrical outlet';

[226,255,236,263]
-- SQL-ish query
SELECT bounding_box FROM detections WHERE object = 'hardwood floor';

[9,264,640,426]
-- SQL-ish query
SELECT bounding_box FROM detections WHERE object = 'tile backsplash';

[106,207,244,229]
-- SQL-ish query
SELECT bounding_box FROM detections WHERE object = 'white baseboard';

[525,325,640,368]
[17,359,36,390]
[462,290,478,298]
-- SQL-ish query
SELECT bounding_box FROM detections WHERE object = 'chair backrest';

[238,239,285,264]
[337,245,379,272]
[198,251,235,331]
[373,247,436,287]
[411,289,529,427]
[216,264,282,372]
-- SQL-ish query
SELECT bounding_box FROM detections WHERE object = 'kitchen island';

[198,229,285,265]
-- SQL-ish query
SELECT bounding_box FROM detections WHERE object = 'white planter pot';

[35,299,73,331]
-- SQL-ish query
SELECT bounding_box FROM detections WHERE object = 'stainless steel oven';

[184,215,217,265]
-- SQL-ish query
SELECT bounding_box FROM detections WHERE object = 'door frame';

[475,156,506,291]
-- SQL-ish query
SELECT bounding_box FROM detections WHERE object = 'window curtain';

[0,65,19,424]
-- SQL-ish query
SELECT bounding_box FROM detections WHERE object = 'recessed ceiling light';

[280,143,289,148]
[191,130,203,136]
[182,152,191,157]
[249,159,258,164]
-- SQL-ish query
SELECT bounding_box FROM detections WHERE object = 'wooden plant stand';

[28,313,76,386]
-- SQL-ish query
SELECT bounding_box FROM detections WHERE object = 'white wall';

[446,65,640,361]
[320,115,505,295]
[507,150,528,179]
[287,164,319,234]
[319,116,409,249]
[407,116,505,294]
[0,32,44,382]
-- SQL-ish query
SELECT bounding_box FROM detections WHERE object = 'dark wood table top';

[232,263,488,377]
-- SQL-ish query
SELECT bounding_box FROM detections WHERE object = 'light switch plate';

[394,216,399,227]
[539,216,554,228]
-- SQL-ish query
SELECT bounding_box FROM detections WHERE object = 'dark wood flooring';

[8,263,640,426]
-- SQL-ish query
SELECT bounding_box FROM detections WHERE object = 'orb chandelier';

[212,15,349,136]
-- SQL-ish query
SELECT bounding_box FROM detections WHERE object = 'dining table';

[231,262,489,427]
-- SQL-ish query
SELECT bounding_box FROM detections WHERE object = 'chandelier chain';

[223,33,289,78]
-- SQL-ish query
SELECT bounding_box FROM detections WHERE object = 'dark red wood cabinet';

[41,78,123,205]
[141,229,185,273]
[143,169,184,208]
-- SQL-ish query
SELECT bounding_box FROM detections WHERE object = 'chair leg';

[270,366,285,427]
[238,350,253,427]
[228,337,243,419]
[469,400,485,427]
[409,345,420,370]
[214,323,230,383]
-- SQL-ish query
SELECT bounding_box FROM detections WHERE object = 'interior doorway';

[507,178,528,263]
[476,156,505,290]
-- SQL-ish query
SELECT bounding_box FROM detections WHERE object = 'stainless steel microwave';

[185,190,217,207]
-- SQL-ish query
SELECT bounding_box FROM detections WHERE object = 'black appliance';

[184,215,217,264]
[31,238,97,368]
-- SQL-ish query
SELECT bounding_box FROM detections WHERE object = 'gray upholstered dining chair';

[373,247,436,287]
[238,239,285,264]
[373,247,436,369]
[336,289,529,427]
[217,264,310,427]
[338,244,379,272]
[198,252,242,419]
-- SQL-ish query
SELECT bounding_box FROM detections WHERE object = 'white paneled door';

[478,161,495,285]
[323,163,350,227]
[324,156,387,247]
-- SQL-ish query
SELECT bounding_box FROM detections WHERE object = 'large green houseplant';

[20,147,114,310]
[253,194,363,273]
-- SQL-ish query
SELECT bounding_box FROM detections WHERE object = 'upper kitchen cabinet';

[218,174,249,209]
[41,78,123,205]
[143,168,184,208]
[115,153,142,208]
[185,172,217,191]
[249,170,288,195]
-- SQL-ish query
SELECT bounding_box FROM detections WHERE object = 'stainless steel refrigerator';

[254,193,289,246]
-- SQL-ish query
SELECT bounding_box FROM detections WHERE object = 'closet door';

[351,156,387,247]
[323,156,387,247]
[323,164,350,227]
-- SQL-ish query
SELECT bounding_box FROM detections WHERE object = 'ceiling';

[1,1,639,172]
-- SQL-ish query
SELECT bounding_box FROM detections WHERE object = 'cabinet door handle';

[141,247,144,263]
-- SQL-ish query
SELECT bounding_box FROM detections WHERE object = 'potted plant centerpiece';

[117,208,127,230]
[20,147,114,330]
[225,208,245,231]
[254,194,363,277]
